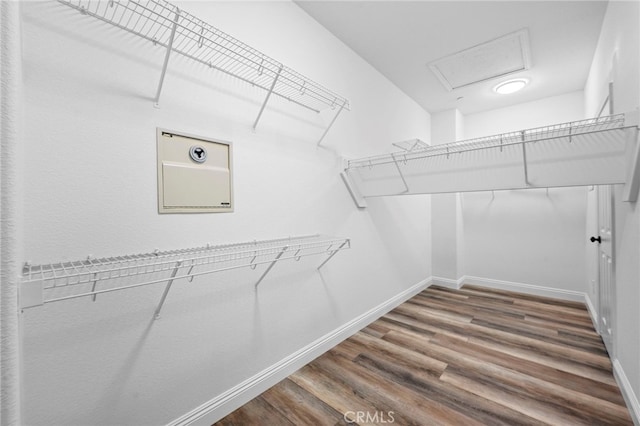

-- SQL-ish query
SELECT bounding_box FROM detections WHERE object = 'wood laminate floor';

[215,285,633,425]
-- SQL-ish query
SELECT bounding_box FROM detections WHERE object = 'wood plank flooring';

[214,285,633,425]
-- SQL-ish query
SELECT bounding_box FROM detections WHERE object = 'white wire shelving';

[342,112,640,203]
[392,138,429,152]
[20,234,350,318]
[56,0,350,144]
[349,114,627,169]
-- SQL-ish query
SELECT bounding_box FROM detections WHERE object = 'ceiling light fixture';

[494,78,528,94]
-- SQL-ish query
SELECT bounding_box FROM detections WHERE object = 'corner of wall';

[613,360,640,426]
[0,1,24,424]
[168,277,432,426]
[584,292,600,334]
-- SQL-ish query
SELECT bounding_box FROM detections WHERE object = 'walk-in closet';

[1,1,638,425]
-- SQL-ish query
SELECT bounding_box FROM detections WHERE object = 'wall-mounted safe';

[157,129,233,213]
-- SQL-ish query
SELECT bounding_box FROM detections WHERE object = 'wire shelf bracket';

[316,240,350,270]
[153,7,180,107]
[19,234,351,319]
[391,153,410,194]
[520,131,530,187]
[623,110,640,202]
[341,111,640,207]
[153,260,182,319]
[56,0,350,139]
[340,170,367,209]
[317,99,348,146]
[254,245,287,288]
[253,65,283,131]
[392,138,429,152]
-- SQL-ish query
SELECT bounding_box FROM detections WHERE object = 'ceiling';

[295,1,608,115]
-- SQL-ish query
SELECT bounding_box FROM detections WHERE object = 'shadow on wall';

[365,195,430,283]
[22,2,326,132]
[95,317,156,415]
[461,186,588,290]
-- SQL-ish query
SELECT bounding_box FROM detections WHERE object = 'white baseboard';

[462,275,587,303]
[167,277,431,426]
[431,275,464,289]
[584,293,600,334]
[613,359,640,426]
[461,276,602,331]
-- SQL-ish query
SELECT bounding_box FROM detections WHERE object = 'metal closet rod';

[56,0,350,142]
[347,113,627,169]
[19,234,351,318]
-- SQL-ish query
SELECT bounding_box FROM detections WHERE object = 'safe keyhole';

[189,145,207,163]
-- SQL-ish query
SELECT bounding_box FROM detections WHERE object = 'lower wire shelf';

[20,234,350,318]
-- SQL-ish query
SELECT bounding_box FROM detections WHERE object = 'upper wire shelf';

[20,234,351,317]
[392,138,429,152]
[340,111,640,203]
[56,0,350,143]
[347,114,627,169]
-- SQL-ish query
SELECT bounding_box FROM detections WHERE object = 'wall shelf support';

[622,110,640,202]
[340,170,367,208]
[253,65,283,131]
[254,246,288,288]
[153,260,184,319]
[521,130,530,186]
[317,240,350,270]
[90,272,98,302]
[318,100,347,146]
[391,153,410,193]
[153,8,180,107]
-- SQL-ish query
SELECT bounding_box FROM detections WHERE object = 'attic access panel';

[428,29,531,91]
[157,129,233,213]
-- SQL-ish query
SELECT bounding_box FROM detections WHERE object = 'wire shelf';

[56,0,350,140]
[347,114,627,169]
[341,112,640,200]
[20,234,351,314]
[392,139,429,152]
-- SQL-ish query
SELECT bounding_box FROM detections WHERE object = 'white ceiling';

[295,1,608,115]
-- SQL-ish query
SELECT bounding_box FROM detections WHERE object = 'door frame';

[596,184,615,356]
[589,72,616,352]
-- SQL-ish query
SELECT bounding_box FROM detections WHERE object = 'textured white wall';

[462,92,588,291]
[461,187,588,291]
[427,95,587,291]
[19,1,430,425]
[430,109,464,282]
[584,0,640,414]
[1,2,23,425]
[464,91,585,136]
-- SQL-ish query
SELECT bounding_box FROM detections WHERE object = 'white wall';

[431,109,464,283]
[461,187,588,291]
[462,92,589,293]
[584,0,640,419]
[1,2,24,424]
[425,94,589,295]
[464,91,585,135]
[18,1,430,425]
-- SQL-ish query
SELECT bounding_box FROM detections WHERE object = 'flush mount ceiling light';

[494,78,528,94]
